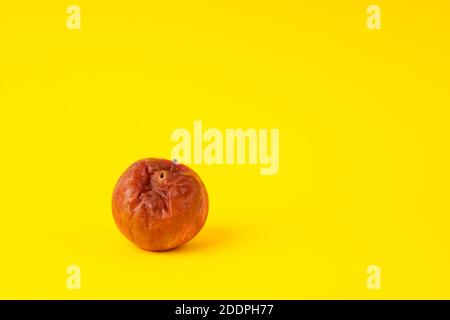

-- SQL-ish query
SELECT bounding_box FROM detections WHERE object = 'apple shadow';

[167,225,235,254]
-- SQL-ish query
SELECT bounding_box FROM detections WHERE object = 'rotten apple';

[112,158,208,251]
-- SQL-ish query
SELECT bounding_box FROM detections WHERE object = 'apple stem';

[170,159,178,172]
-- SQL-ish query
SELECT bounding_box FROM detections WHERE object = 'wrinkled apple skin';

[112,158,208,251]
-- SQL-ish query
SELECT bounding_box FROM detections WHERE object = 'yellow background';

[1,1,449,299]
